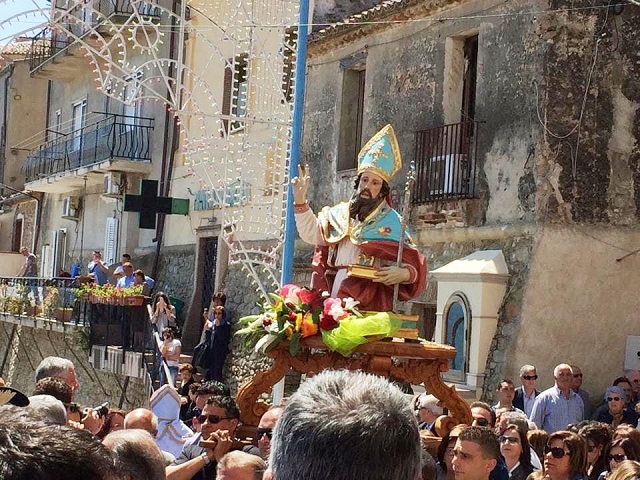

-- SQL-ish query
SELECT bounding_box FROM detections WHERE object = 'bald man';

[124,408,175,465]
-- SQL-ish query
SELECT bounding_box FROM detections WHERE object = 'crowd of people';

[3,356,640,480]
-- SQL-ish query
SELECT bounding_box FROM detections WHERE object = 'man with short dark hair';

[103,429,166,480]
[470,401,496,429]
[168,395,240,480]
[0,407,116,480]
[452,426,500,480]
[87,251,109,286]
[265,369,422,480]
[492,380,523,414]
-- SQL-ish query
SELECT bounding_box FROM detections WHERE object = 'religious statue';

[292,124,427,312]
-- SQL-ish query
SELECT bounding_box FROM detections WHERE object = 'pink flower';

[280,284,301,306]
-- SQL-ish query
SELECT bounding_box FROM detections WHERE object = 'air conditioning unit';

[104,172,123,196]
[62,196,79,218]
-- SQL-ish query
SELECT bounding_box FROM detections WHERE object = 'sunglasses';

[607,397,622,402]
[474,417,489,427]
[545,445,571,459]
[608,454,627,463]
[573,374,583,378]
[256,428,273,439]
[198,414,232,425]
[522,375,538,380]
[499,436,520,445]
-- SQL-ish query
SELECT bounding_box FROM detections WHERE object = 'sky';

[0,0,49,44]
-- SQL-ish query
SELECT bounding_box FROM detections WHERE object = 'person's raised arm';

[291,164,310,205]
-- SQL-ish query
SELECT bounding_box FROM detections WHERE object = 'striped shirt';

[529,385,584,433]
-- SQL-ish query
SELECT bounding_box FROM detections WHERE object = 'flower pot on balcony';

[125,295,145,307]
[55,308,73,322]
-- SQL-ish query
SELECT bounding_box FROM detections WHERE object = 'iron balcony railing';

[413,120,481,204]
[98,0,162,17]
[29,27,71,72]
[23,114,154,183]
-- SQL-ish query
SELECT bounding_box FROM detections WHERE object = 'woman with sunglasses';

[577,422,612,480]
[594,387,639,429]
[598,438,640,480]
[500,424,534,480]
[530,431,587,480]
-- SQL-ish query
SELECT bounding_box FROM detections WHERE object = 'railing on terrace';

[413,120,481,204]
[98,0,162,17]
[29,27,71,71]
[23,114,154,183]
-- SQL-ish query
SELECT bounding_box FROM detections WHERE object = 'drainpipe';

[1,64,13,187]
[151,0,181,281]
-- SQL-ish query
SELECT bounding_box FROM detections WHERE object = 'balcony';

[23,114,154,193]
[413,120,481,204]
[29,3,161,78]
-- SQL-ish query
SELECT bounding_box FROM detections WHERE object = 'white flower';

[328,302,346,320]
[343,297,360,310]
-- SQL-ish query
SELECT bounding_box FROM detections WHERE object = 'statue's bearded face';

[349,172,385,220]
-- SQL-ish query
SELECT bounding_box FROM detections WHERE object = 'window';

[12,214,23,252]
[222,54,248,136]
[443,294,471,381]
[337,67,366,171]
[104,217,118,265]
[122,73,143,132]
[71,99,87,151]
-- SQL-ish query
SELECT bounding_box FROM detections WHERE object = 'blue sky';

[0,0,49,44]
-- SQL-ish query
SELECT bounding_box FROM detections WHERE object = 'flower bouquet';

[236,284,402,357]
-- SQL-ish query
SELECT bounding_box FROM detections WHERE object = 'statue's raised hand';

[291,164,310,204]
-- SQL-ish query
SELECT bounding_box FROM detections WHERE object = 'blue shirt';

[530,385,584,433]
[88,261,108,285]
[116,275,155,290]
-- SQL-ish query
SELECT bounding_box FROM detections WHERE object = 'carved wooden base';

[236,336,472,428]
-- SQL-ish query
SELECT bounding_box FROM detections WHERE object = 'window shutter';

[221,61,233,136]
[104,217,118,265]
[41,244,53,278]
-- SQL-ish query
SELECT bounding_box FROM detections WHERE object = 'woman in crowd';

[177,363,196,420]
[436,425,464,480]
[594,386,639,428]
[500,424,534,480]
[159,327,181,386]
[204,305,231,382]
[598,438,640,480]
[607,460,640,480]
[96,408,127,440]
[612,425,640,445]
[530,430,587,480]
[528,429,550,463]
[578,422,612,480]
[151,292,176,334]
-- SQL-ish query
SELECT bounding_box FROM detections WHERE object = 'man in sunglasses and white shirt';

[168,395,240,480]
[513,365,540,417]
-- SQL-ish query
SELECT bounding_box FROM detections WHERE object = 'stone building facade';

[301,0,640,404]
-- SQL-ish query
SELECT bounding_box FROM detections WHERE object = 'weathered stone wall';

[0,320,149,409]
[154,244,197,327]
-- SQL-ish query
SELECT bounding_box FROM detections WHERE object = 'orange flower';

[300,312,318,338]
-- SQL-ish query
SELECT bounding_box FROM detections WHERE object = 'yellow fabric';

[321,312,401,356]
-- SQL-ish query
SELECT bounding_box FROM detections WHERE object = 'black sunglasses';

[545,445,571,459]
[474,417,489,427]
[198,414,232,424]
[256,428,273,439]
[573,374,583,378]
[607,397,622,402]
[522,375,538,380]
[608,454,627,463]
[499,435,519,445]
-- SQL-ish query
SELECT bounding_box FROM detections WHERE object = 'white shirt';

[523,387,537,417]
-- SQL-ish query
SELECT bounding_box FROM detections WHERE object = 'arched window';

[444,293,471,381]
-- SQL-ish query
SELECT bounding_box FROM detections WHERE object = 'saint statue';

[292,124,427,311]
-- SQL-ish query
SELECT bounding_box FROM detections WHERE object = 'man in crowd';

[168,395,240,480]
[103,429,166,480]
[513,364,539,417]
[416,393,443,434]
[291,124,427,311]
[35,356,79,398]
[452,426,501,480]
[244,405,284,460]
[470,401,496,429]
[124,407,176,464]
[217,451,266,480]
[112,253,132,280]
[0,407,116,480]
[87,250,109,286]
[18,245,37,277]
[117,262,155,289]
[265,369,422,480]
[570,364,591,418]
[530,363,584,433]
[623,369,640,409]
[492,380,524,414]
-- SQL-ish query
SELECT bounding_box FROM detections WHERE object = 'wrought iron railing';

[29,28,71,72]
[98,0,162,18]
[23,114,154,183]
[413,120,481,204]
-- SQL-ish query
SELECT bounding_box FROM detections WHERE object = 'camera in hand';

[93,402,109,417]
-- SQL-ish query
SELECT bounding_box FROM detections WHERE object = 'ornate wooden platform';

[236,336,472,427]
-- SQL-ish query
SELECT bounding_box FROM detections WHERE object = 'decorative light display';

[0,0,301,300]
